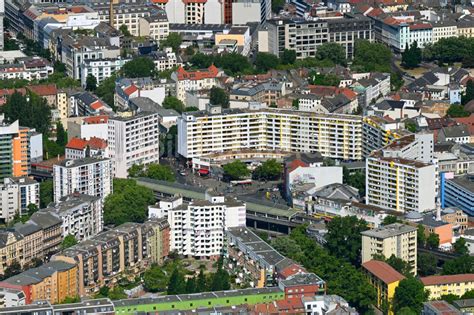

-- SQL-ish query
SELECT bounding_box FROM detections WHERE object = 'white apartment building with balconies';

[43,193,103,242]
[366,133,437,213]
[168,191,246,259]
[108,112,160,178]
[53,158,113,202]
[177,106,363,161]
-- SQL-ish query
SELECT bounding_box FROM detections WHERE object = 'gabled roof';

[421,274,474,286]
[26,84,57,96]
[362,260,405,284]
[175,65,219,81]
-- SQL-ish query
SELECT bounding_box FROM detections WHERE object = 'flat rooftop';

[361,223,416,239]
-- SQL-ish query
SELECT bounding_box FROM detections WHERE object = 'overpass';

[136,178,315,234]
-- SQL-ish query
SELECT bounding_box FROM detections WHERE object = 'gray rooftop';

[361,223,416,239]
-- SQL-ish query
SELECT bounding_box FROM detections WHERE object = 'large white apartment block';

[43,193,103,241]
[0,177,40,222]
[361,223,417,274]
[167,192,246,259]
[177,107,363,161]
[362,116,409,157]
[151,48,180,72]
[138,13,169,41]
[171,65,222,102]
[366,133,437,213]
[80,57,131,88]
[53,158,113,202]
[108,112,160,178]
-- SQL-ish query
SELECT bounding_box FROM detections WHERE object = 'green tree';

[209,87,229,108]
[223,160,250,180]
[255,52,280,73]
[108,287,127,300]
[417,253,438,276]
[308,72,341,86]
[145,164,175,182]
[453,238,469,256]
[397,307,418,315]
[119,24,132,37]
[462,290,474,299]
[353,40,392,73]
[443,255,474,275]
[253,159,283,181]
[462,79,474,105]
[121,57,156,78]
[85,74,97,91]
[386,254,413,276]
[215,53,253,75]
[40,179,53,208]
[393,277,429,314]
[161,33,182,53]
[162,96,185,113]
[95,74,116,110]
[426,233,440,249]
[271,236,304,261]
[167,267,186,294]
[2,91,51,135]
[439,294,460,304]
[382,215,401,225]
[196,267,207,292]
[405,120,417,133]
[447,104,470,117]
[315,43,347,66]
[417,224,426,246]
[185,276,196,293]
[402,41,422,69]
[143,264,168,292]
[97,286,110,298]
[190,53,214,69]
[61,234,78,249]
[423,37,474,64]
[56,121,67,147]
[60,296,81,304]
[103,179,155,225]
[271,0,284,12]
[342,169,366,196]
[325,216,368,265]
[185,46,195,56]
[2,260,22,279]
[281,49,297,65]
[44,137,65,159]
[128,164,145,177]
[287,225,375,312]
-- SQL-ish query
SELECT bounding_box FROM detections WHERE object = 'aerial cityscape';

[0,0,472,313]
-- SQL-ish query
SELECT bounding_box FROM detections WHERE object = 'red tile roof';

[151,0,168,3]
[453,115,474,135]
[410,23,432,30]
[366,8,384,17]
[83,115,109,124]
[362,260,405,284]
[123,85,138,96]
[66,138,88,150]
[175,65,219,81]
[278,264,307,279]
[26,84,57,96]
[66,137,107,150]
[421,274,474,286]
[90,100,104,110]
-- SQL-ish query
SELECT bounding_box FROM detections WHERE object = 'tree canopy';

[2,91,51,135]
[447,104,470,118]
[352,40,392,73]
[393,277,429,314]
[143,264,168,292]
[423,36,474,65]
[95,74,116,110]
[402,41,422,69]
[103,179,155,225]
[223,160,250,180]
[417,253,438,276]
[442,255,474,275]
[453,238,469,256]
[325,216,368,266]
[61,235,78,249]
[255,53,280,73]
[462,80,474,105]
[426,233,440,249]
[281,49,297,65]
[209,87,229,108]
[39,179,53,208]
[162,96,185,113]
[252,159,283,181]
[160,33,182,53]
[308,72,341,87]
[121,57,156,78]
[85,74,97,91]
[315,43,347,66]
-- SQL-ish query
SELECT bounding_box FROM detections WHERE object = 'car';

[179,171,186,176]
